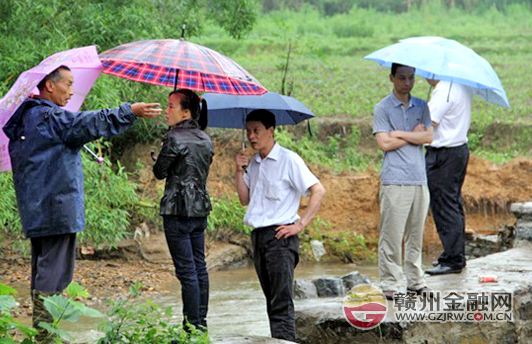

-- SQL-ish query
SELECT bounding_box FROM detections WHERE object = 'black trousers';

[251,225,299,342]
[30,233,76,293]
[426,144,469,270]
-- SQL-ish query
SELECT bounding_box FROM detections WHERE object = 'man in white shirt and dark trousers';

[235,109,326,342]
[424,79,473,276]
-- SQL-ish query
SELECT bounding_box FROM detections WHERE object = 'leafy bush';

[0,173,21,238]
[0,282,101,344]
[38,282,104,343]
[207,196,252,235]
[299,217,377,262]
[0,283,38,342]
[1,281,210,344]
[275,124,378,173]
[322,0,356,16]
[98,282,211,344]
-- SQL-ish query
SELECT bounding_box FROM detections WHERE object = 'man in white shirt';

[235,109,325,341]
[424,79,473,276]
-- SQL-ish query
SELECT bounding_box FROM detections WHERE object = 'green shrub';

[207,196,252,235]
[81,144,141,249]
[300,217,377,262]
[98,282,211,344]
[0,173,21,238]
[0,282,102,343]
[275,125,378,173]
[0,282,38,342]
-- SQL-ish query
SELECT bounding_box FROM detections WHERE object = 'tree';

[0,0,259,92]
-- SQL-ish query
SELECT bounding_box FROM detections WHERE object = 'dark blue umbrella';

[203,91,315,128]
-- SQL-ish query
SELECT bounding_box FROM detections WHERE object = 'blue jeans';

[163,215,209,329]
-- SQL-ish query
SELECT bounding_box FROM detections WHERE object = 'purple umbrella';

[0,46,103,171]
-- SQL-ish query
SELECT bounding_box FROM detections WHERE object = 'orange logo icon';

[343,284,388,330]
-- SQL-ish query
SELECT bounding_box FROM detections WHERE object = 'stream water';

[14,259,444,343]
[43,263,379,343]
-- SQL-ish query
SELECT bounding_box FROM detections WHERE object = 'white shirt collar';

[254,141,280,162]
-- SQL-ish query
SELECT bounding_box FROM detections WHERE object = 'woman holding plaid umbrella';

[153,89,212,333]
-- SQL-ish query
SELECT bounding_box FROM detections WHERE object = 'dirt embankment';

[121,120,532,252]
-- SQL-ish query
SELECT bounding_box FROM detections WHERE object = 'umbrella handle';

[241,128,247,173]
[83,145,104,164]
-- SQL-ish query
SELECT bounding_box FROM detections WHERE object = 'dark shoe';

[425,265,462,275]
[383,290,397,300]
[407,286,434,299]
[432,261,439,267]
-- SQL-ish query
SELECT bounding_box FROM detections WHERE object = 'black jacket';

[153,120,213,217]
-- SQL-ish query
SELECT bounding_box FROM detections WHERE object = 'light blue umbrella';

[203,91,315,129]
[364,36,510,108]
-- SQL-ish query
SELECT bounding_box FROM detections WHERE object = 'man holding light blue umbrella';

[365,36,510,276]
[365,36,510,108]
[424,78,473,275]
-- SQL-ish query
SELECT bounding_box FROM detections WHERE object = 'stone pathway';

[296,244,532,344]
[212,336,295,343]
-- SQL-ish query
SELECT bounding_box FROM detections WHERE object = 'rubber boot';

[32,290,56,344]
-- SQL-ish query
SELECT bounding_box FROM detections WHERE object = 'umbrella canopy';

[364,36,510,108]
[99,39,266,95]
[0,46,103,171]
[202,91,315,128]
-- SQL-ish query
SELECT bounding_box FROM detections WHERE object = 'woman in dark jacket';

[153,89,213,331]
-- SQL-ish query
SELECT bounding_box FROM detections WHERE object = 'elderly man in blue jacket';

[2,65,160,342]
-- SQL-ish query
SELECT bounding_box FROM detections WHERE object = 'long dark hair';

[169,89,208,130]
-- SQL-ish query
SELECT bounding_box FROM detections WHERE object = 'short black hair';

[246,109,276,129]
[391,63,415,76]
[37,65,71,91]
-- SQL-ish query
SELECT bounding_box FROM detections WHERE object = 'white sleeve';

[243,168,250,187]
[428,85,452,124]
[288,153,319,196]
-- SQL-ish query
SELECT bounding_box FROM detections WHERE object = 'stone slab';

[212,336,296,343]
[295,246,532,344]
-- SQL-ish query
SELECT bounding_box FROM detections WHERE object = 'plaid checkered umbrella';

[99,39,266,95]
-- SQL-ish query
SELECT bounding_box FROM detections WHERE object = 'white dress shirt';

[428,81,473,148]
[243,142,319,228]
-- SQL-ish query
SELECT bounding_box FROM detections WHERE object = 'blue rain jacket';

[2,98,136,238]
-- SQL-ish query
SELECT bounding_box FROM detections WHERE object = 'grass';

[195,3,532,157]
